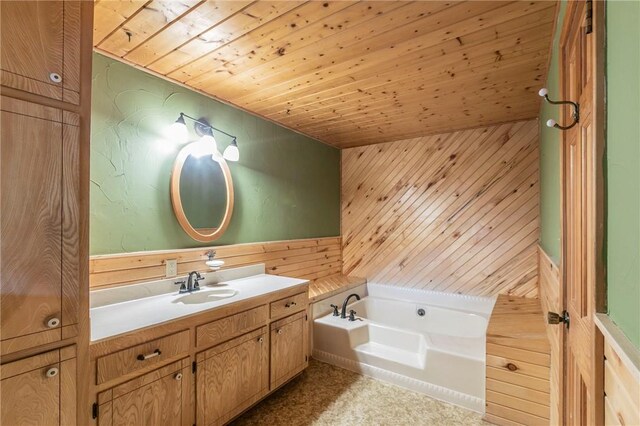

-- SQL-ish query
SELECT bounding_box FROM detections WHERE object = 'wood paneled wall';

[89,237,341,289]
[596,315,640,426]
[341,120,539,297]
[538,246,562,426]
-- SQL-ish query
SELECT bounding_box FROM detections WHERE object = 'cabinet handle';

[257,337,264,343]
[276,329,283,335]
[285,301,297,308]
[45,367,59,378]
[46,317,61,328]
[174,373,183,381]
[49,72,62,83]
[137,349,161,361]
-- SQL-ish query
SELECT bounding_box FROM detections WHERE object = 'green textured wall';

[538,0,567,264]
[539,1,640,348]
[606,0,640,349]
[90,53,340,255]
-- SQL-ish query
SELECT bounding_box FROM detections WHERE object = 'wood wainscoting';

[341,120,539,297]
[89,237,341,289]
[538,245,562,425]
[595,315,640,426]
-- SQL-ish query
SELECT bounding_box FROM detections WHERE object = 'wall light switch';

[165,259,178,277]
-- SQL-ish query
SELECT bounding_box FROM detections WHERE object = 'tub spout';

[341,293,361,319]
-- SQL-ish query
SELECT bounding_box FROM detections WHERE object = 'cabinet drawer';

[96,330,189,385]
[196,305,267,348]
[270,292,307,319]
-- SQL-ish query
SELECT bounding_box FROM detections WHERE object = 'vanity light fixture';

[538,88,580,130]
[169,112,240,161]
[223,138,240,162]
[167,113,189,143]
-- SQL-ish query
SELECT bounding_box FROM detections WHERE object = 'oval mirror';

[170,142,234,242]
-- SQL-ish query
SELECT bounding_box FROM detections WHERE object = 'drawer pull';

[49,72,62,83]
[174,373,183,381]
[45,367,59,378]
[46,317,61,328]
[285,301,297,308]
[137,349,161,361]
[276,329,283,335]
[258,337,264,343]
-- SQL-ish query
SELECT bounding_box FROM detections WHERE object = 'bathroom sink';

[172,287,238,305]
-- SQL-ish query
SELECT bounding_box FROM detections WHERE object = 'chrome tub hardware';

[340,293,361,319]
[330,304,340,316]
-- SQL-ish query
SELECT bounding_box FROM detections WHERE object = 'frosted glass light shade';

[167,115,189,143]
[538,88,548,97]
[191,134,217,158]
[546,119,557,128]
[223,143,239,162]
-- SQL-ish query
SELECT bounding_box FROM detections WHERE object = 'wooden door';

[270,312,307,389]
[0,347,76,426]
[97,359,190,426]
[196,328,268,426]
[560,2,604,425]
[1,98,80,355]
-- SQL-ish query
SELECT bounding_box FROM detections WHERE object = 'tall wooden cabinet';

[0,1,93,425]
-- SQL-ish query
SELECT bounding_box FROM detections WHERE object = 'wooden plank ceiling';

[93,1,555,148]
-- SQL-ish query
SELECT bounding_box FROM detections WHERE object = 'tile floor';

[232,360,490,426]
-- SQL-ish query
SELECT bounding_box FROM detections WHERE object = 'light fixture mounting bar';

[179,112,237,140]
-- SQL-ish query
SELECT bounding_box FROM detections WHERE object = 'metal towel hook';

[539,88,580,130]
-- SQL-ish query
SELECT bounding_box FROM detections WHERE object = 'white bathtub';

[313,284,496,412]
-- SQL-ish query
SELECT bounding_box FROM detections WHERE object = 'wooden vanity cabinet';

[196,328,269,426]
[97,359,191,426]
[0,1,81,103]
[0,97,81,355]
[270,311,309,390]
[0,345,77,426]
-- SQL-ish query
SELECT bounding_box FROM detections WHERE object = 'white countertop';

[90,265,307,342]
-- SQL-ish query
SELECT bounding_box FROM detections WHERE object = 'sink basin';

[172,287,238,305]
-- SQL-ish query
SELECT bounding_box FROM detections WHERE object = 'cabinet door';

[98,359,190,426]
[0,1,82,102]
[197,328,268,426]
[1,98,80,354]
[0,347,76,426]
[270,312,307,389]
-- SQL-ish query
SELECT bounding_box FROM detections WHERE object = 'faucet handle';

[174,280,187,294]
[330,304,339,316]
[348,310,361,322]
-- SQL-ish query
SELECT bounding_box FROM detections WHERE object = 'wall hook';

[539,88,580,130]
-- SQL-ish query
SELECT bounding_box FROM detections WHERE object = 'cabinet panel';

[270,292,307,319]
[197,328,268,426]
[98,359,190,426]
[1,107,63,343]
[0,1,64,100]
[270,312,307,389]
[0,347,76,426]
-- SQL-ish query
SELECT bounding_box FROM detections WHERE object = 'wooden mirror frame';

[170,142,234,242]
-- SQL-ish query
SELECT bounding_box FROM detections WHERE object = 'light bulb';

[191,134,217,158]
[167,114,188,143]
[546,119,557,128]
[538,88,548,97]
[223,140,239,162]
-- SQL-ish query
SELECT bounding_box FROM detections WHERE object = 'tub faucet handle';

[330,304,339,316]
[348,310,362,322]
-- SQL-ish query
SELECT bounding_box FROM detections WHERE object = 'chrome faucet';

[176,271,204,294]
[340,293,361,319]
[187,271,203,292]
